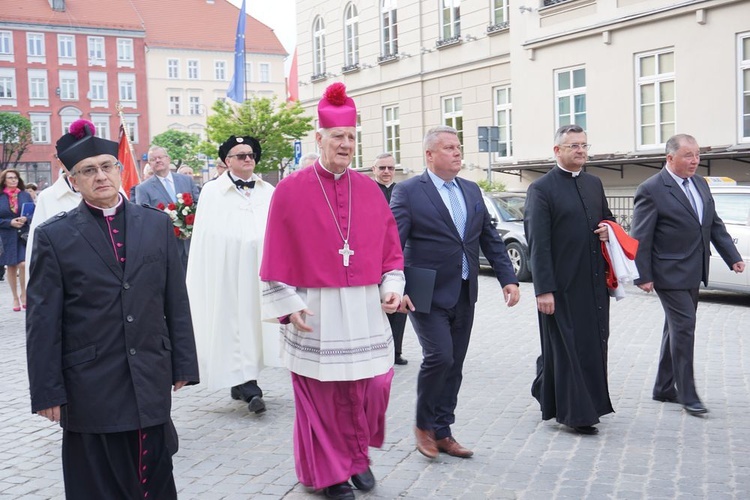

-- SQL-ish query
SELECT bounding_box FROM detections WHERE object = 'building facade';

[295,0,750,192]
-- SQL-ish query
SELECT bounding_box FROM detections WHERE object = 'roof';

[1,0,145,32]
[131,0,287,55]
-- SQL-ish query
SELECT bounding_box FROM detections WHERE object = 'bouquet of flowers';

[157,192,196,240]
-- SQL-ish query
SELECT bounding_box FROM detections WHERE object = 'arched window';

[343,4,359,68]
[312,16,326,77]
[380,0,398,59]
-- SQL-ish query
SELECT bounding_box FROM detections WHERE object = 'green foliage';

[0,113,33,170]
[477,179,507,192]
[151,130,203,170]
[202,96,314,173]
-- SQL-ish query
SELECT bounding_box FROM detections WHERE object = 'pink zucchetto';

[317,82,357,128]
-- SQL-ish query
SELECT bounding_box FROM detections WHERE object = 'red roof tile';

[1,0,145,32]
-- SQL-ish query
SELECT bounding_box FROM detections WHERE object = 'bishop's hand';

[290,309,315,332]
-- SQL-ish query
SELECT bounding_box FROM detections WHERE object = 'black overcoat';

[26,201,199,433]
[524,167,615,427]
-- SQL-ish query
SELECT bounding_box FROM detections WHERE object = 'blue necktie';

[682,179,698,216]
[445,182,469,279]
[164,177,177,203]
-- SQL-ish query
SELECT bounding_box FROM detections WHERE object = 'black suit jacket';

[26,201,199,433]
[631,168,741,289]
[391,171,518,309]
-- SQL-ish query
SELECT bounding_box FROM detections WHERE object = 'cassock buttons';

[126,315,134,322]
[129,348,136,355]
[123,282,130,290]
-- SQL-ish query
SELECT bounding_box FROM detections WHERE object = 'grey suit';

[135,173,200,269]
[631,168,740,405]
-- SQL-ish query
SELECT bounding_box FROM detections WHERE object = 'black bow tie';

[234,179,255,190]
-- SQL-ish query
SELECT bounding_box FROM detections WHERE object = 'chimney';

[49,0,65,12]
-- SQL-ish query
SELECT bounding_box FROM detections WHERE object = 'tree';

[0,113,32,171]
[151,130,203,171]
[201,96,314,175]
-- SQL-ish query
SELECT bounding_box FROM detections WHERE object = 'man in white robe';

[186,135,277,414]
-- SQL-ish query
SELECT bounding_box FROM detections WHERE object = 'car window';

[489,196,525,221]
[713,193,750,226]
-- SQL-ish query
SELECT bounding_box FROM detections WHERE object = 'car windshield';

[490,195,525,221]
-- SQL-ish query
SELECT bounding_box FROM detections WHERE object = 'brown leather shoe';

[436,436,474,458]
[414,427,438,458]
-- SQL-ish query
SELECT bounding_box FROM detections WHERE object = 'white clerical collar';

[378,181,394,188]
[318,161,347,180]
[87,194,124,216]
[556,164,581,177]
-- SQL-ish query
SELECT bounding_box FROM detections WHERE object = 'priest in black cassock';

[26,119,199,499]
[524,124,615,435]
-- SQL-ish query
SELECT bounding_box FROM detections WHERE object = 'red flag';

[287,48,299,102]
[118,124,139,199]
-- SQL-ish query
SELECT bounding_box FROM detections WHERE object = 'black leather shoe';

[351,466,375,491]
[572,425,599,435]
[230,386,243,400]
[395,355,408,365]
[683,402,708,416]
[324,482,354,499]
[247,396,267,414]
[653,394,679,403]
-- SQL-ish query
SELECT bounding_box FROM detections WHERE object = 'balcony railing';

[378,53,399,64]
[543,0,574,6]
[436,35,461,49]
[486,22,510,34]
[341,63,360,74]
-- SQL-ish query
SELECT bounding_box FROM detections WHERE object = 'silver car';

[704,181,750,293]
[479,192,531,281]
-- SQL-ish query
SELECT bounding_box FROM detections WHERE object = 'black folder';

[404,266,436,314]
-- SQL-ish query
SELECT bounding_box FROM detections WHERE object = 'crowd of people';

[13,81,745,500]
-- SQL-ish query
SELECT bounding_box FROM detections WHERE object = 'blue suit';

[391,171,518,439]
[135,173,200,269]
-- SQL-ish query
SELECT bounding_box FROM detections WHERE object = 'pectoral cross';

[339,241,354,267]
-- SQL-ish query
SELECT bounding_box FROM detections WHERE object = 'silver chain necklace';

[313,165,354,267]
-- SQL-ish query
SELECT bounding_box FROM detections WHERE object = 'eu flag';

[227,0,246,102]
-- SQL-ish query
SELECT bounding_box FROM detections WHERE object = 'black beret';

[218,135,261,163]
[56,119,119,171]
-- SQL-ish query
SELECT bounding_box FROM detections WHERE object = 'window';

[440,0,461,41]
[118,73,136,103]
[117,39,134,66]
[492,0,509,27]
[312,16,326,78]
[495,86,512,157]
[89,72,108,102]
[354,114,362,169]
[58,35,75,62]
[167,59,179,79]
[344,3,359,68]
[189,96,201,115]
[60,107,82,136]
[442,95,463,145]
[169,95,181,115]
[59,70,78,100]
[187,60,199,80]
[28,69,48,101]
[215,60,226,80]
[123,116,138,143]
[87,36,105,65]
[739,34,750,141]
[381,1,398,59]
[27,33,45,60]
[555,67,586,130]
[0,31,12,57]
[383,106,401,164]
[636,50,675,147]
[259,63,270,83]
[0,68,15,101]
[30,114,51,144]
[91,115,110,139]
[245,62,252,83]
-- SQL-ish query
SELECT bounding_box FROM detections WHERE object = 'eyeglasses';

[559,143,591,151]
[377,166,395,171]
[72,162,122,178]
[226,153,256,162]
[149,155,168,162]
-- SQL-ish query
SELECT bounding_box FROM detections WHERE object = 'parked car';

[703,178,750,293]
[479,192,531,281]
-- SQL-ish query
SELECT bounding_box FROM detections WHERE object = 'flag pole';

[116,103,140,182]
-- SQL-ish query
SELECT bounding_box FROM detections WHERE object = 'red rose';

[185,213,195,225]
[182,193,193,206]
[157,202,165,210]
[167,202,176,211]
[173,226,181,237]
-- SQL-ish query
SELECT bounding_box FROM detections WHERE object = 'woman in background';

[0,169,33,311]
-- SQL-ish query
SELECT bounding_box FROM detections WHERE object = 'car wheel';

[506,241,531,281]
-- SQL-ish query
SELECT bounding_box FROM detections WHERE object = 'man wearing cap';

[25,119,199,499]
[135,146,200,270]
[186,135,277,414]
[260,83,404,500]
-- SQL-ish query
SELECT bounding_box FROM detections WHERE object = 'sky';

[228,0,297,57]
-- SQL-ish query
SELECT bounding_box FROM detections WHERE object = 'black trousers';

[654,288,701,405]
[410,280,474,441]
[62,423,178,500]
[387,311,407,357]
